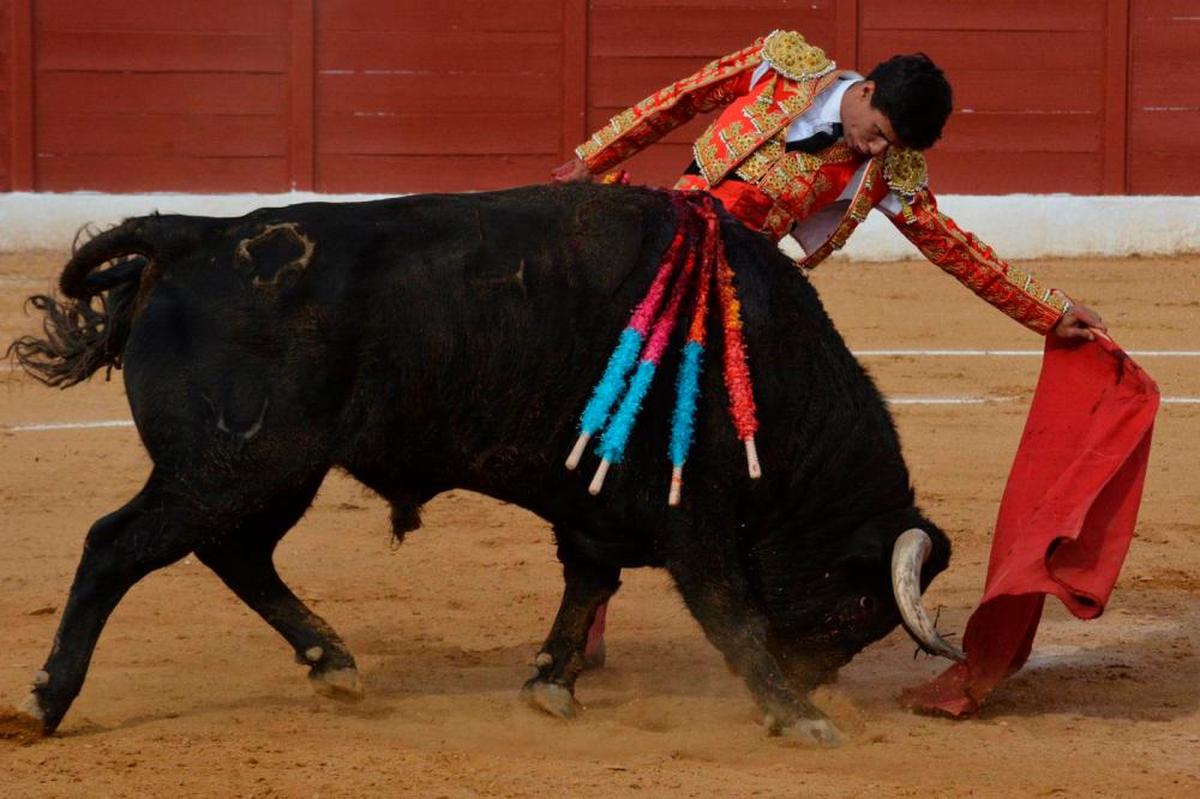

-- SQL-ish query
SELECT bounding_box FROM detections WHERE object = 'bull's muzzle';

[891,528,966,662]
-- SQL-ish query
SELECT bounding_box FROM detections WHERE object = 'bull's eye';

[858,595,876,612]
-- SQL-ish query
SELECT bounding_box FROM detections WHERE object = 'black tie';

[787,123,844,154]
[681,123,844,176]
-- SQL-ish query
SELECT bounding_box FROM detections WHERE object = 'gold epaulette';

[883,147,928,200]
[884,147,929,222]
[761,30,835,81]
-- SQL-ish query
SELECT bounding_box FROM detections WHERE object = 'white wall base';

[2,191,1198,259]
[822,194,1200,261]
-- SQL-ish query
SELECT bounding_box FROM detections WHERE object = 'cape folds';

[902,334,1159,716]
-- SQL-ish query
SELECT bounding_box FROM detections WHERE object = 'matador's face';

[840,80,900,157]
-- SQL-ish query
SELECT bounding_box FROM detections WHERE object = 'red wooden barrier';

[0,1,1196,194]
[561,0,588,162]
[0,0,10,191]
[290,0,316,191]
[1128,0,1200,194]
[1104,0,1130,195]
[314,0,566,192]
[7,0,34,191]
[861,0,1110,194]
[33,0,291,192]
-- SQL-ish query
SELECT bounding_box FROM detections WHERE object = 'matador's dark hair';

[867,53,953,151]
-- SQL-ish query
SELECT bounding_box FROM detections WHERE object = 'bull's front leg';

[669,556,844,746]
[523,547,619,719]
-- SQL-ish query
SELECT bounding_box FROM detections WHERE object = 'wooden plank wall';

[0,0,10,190]
[0,1,1197,194]
[1128,0,1200,193]
[32,0,292,191]
[860,0,1111,194]
[314,0,567,192]
[6,0,34,191]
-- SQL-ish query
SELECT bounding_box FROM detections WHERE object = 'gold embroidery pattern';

[806,171,834,217]
[757,153,823,208]
[577,107,636,160]
[742,81,816,138]
[694,125,722,179]
[745,73,778,131]
[693,138,722,185]
[762,30,835,81]
[801,158,884,269]
[817,141,857,165]
[848,158,881,222]
[890,194,1072,333]
[689,44,765,92]
[937,216,1070,315]
[884,147,928,199]
[695,71,841,184]
[734,132,785,182]
[718,120,767,174]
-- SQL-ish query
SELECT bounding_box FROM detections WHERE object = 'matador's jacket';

[575,30,1072,335]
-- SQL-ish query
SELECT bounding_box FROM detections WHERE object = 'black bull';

[9,183,952,744]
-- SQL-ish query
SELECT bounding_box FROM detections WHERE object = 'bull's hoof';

[775,716,844,747]
[522,679,578,719]
[309,667,364,701]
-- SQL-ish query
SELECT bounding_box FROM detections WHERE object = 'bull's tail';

[7,216,186,388]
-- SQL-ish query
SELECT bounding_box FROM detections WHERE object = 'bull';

[7,183,957,745]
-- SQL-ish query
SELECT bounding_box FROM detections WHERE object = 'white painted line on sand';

[886,396,1200,407]
[855,349,1200,357]
[7,420,134,432]
[887,396,1001,405]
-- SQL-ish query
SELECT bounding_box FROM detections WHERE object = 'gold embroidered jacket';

[575,30,1072,335]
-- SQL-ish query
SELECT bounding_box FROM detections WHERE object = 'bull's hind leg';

[523,537,619,719]
[194,511,363,702]
[24,473,199,734]
[669,556,844,746]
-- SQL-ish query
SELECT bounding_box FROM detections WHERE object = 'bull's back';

[120,184,907,538]
[311,185,686,513]
[321,185,902,528]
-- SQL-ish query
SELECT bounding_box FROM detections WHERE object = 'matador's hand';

[552,157,594,183]
[1054,303,1107,341]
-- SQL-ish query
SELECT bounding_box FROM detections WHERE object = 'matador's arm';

[888,189,1072,334]
[574,40,765,175]
[877,150,1082,335]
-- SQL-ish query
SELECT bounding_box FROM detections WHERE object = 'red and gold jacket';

[575,30,1072,335]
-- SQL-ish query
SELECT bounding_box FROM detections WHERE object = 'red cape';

[902,334,1159,716]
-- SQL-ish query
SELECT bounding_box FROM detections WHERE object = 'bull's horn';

[891,528,966,662]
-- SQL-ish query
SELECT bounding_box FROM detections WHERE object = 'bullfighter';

[553,29,1106,664]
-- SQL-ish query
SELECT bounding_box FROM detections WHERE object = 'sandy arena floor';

[1,249,1197,797]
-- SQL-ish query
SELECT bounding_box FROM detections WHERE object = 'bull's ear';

[234,223,315,289]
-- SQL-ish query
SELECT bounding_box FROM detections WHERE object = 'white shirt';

[748,63,861,145]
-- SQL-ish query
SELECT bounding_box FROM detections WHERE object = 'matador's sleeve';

[575,40,765,175]
[880,149,1072,335]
